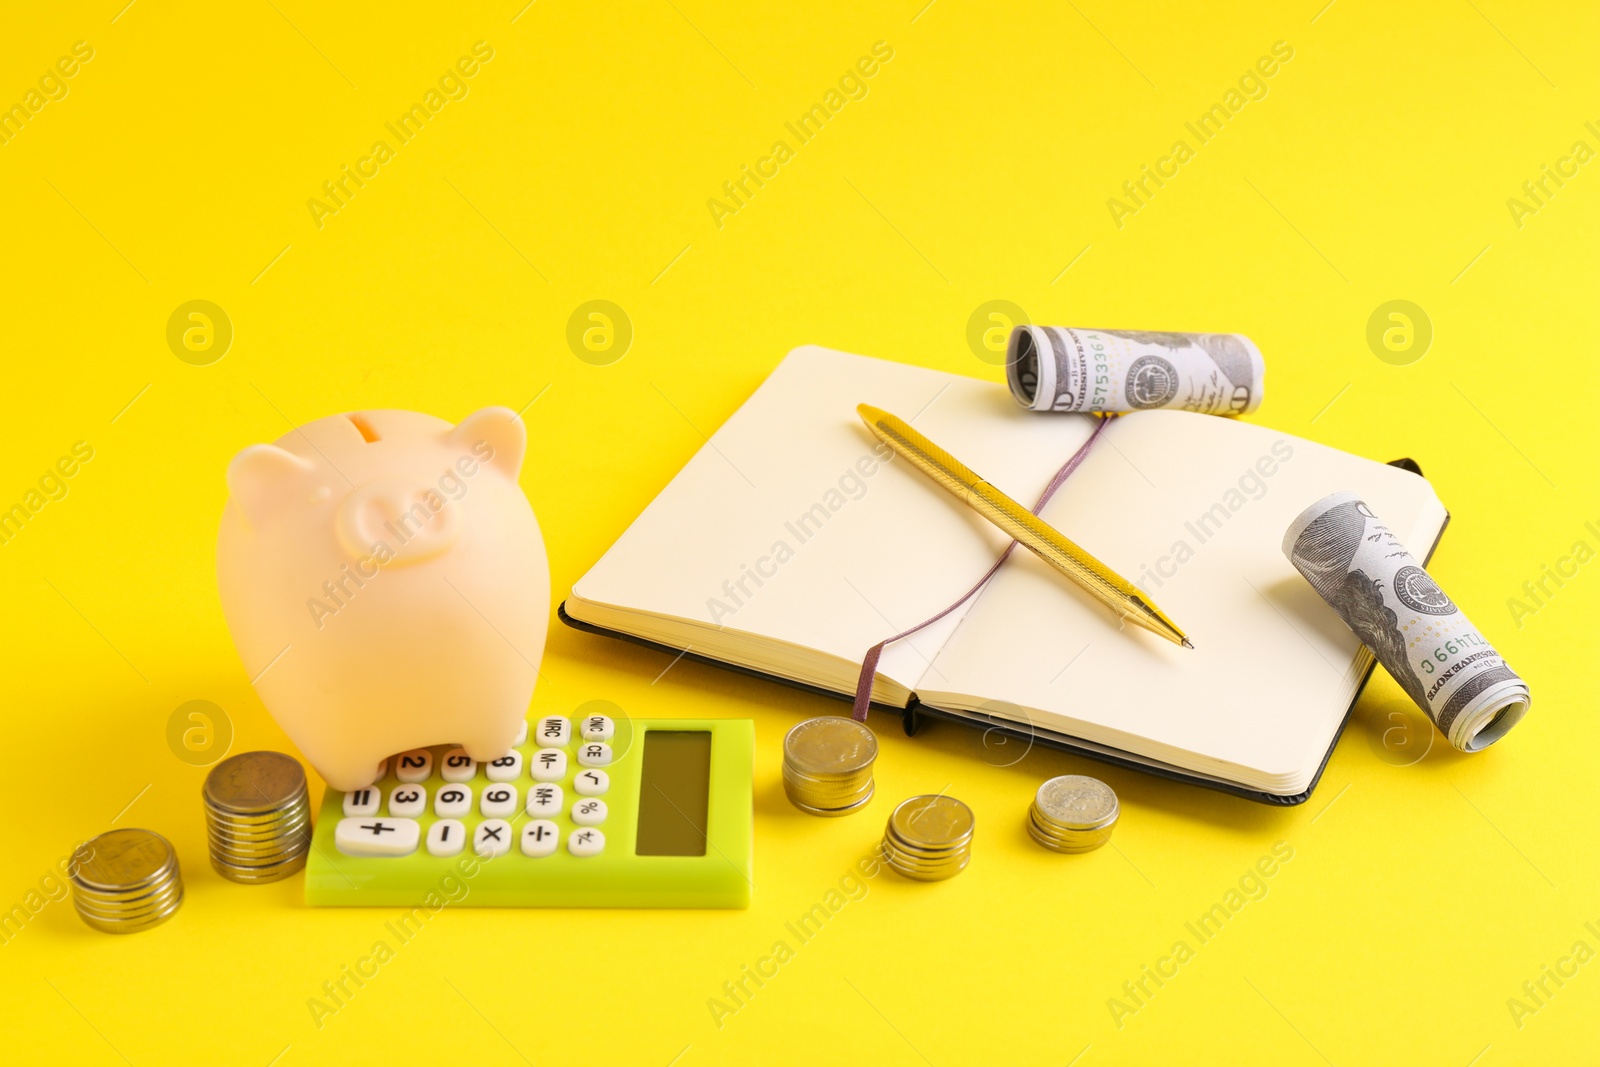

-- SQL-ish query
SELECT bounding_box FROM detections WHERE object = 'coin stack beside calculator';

[203,751,313,883]
[1028,775,1119,853]
[782,716,877,816]
[69,828,184,934]
[880,794,974,881]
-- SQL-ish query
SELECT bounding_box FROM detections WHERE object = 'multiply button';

[474,819,512,858]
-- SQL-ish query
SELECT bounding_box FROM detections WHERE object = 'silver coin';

[1035,775,1119,830]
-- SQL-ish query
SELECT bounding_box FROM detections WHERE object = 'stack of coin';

[203,751,312,883]
[69,829,183,934]
[782,716,877,816]
[880,794,974,881]
[1028,774,1119,853]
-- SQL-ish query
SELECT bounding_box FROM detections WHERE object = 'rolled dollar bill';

[1282,491,1529,752]
[1006,326,1264,415]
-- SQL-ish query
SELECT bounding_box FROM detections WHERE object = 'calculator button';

[485,750,524,782]
[440,749,477,783]
[568,828,605,857]
[537,716,572,746]
[530,748,568,782]
[520,820,560,857]
[426,819,466,857]
[571,798,607,826]
[474,819,513,858]
[335,818,419,857]
[580,715,615,742]
[577,742,613,767]
[526,783,563,817]
[342,787,381,817]
[395,749,433,783]
[373,759,387,781]
[434,784,472,818]
[388,785,426,818]
[480,784,518,818]
[513,719,529,747]
[573,769,609,796]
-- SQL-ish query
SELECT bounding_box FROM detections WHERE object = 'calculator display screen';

[635,731,711,856]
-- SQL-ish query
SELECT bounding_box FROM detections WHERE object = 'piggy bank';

[216,407,548,791]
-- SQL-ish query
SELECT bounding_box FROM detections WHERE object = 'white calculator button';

[568,827,605,857]
[336,817,419,857]
[373,759,387,781]
[571,798,607,826]
[395,749,433,783]
[388,785,426,818]
[426,819,466,857]
[485,750,524,782]
[577,742,613,767]
[530,748,568,782]
[440,748,477,783]
[520,820,560,858]
[480,783,518,818]
[569,771,604,796]
[526,783,563,817]
[537,716,572,746]
[513,719,529,747]
[342,787,381,817]
[474,819,513,858]
[434,784,472,818]
[573,769,609,796]
[580,715,615,742]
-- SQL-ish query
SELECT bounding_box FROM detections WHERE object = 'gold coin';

[888,795,974,850]
[783,717,877,779]
[69,829,176,893]
[203,751,308,814]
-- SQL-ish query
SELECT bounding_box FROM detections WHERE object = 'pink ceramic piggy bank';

[216,407,548,791]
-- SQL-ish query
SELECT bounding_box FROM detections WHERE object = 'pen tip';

[1182,638,1195,650]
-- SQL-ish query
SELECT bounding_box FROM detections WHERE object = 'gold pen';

[857,404,1194,649]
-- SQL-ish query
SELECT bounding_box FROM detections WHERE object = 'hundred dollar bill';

[1283,491,1529,752]
[1006,325,1264,416]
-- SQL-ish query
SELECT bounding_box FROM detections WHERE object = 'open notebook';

[564,347,1448,803]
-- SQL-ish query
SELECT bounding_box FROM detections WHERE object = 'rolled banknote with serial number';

[1282,491,1529,752]
[1006,326,1264,416]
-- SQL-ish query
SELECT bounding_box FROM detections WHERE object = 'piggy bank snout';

[337,478,461,564]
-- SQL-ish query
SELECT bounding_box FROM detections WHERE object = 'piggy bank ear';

[227,444,317,527]
[447,406,525,480]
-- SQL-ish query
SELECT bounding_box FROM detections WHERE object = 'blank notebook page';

[917,410,1446,792]
[571,346,1100,693]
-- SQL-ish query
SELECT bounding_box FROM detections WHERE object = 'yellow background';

[2,0,1596,1063]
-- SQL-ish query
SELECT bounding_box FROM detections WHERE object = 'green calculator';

[305,714,752,909]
